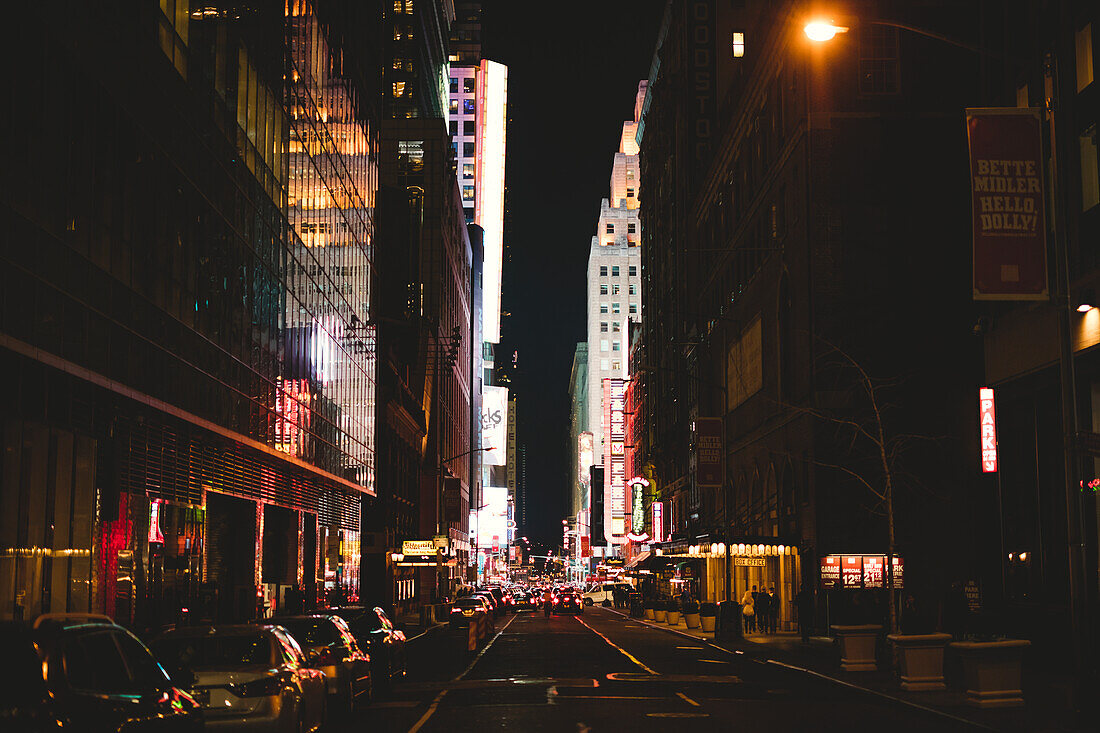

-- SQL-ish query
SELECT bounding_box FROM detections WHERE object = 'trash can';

[628,592,644,618]
[716,601,743,642]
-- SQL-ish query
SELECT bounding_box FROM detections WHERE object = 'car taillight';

[233,675,285,698]
[310,647,340,666]
[553,598,559,604]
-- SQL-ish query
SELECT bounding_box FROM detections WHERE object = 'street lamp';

[803,20,848,42]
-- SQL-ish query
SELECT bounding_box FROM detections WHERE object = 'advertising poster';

[863,556,885,588]
[478,485,508,551]
[841,556,864,589]
[695,417,723,487]
[483,386,508,466]
[967,108,1048,300]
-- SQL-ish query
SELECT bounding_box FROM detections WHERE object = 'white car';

[583,583,631,606]
[152,624,327,733]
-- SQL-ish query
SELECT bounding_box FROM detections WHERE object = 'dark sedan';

[321,606,407,689]
[552,591,584,615]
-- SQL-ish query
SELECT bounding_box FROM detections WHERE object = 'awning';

[623,550,651,570]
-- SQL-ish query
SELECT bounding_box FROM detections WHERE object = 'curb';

[599,606,995,731]
[404,621,449,643]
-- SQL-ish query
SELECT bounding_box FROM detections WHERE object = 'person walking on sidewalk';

[795,586,814,642]
[740,586,756,633]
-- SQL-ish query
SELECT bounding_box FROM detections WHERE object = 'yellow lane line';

[574,615,659,675]
[676,691,701,707]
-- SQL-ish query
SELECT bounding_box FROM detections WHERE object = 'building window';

[601,339,609,352]
[606,224,615,234]
[627,168,634,180]
[600,284,609,295]
[462,185,475,201]
[464,76,476,93]
[629,303,637,314]
[628,265,637,276]
[464,206,474,222]
[464,120,475,135]
[449,77,458,93]
[612,303,621,314]
[449,120,458,136]
[611,322,621,333]
[732,31,745,58]
[463,142,475,157]
[628,222,636,234]
[612,341,621,351]
[612,360,621,370]
[628,284,636,295]
[1077,23,1094,92]
[463,163,475,179]
[601,359,610,370]
[463,98,476,114]
[626,187,635,198]
[600,322,609,332]
[600,266,608,276]
[449,99,459,114]
[611,266,620,276]
[858,25,899,95]
[1082,125,1099,210]
[600,303,609,314]
[612,284,620,295]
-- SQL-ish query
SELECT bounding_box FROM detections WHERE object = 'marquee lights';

[979,387,997,473]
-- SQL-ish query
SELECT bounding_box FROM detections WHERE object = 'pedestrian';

[740,586,756,633]
[795,585,814,642]
[752,585,766,633]
[766,587,778,633]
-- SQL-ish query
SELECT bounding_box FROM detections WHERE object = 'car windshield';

[152,633,273,669]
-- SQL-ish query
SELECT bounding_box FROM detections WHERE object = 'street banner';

[966,108,1048,300]
[695,417,723,487]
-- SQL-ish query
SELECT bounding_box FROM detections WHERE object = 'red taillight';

[553,598,559,604]
[309,647,339,666]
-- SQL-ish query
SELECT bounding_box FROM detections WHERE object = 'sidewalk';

[395,609,449,642]
[606,608,1086,732]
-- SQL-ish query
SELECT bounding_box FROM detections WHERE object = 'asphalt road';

[355,606,985,732]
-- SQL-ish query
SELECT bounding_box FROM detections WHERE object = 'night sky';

[480,1,667,546]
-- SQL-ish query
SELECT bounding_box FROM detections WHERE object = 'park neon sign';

[979,387,997,473]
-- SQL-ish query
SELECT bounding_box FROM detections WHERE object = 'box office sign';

[966,108,1048,300]
[823,555,904,589]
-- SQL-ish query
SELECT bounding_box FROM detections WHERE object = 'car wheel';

[584,598,593,606]
[602,599,612,607]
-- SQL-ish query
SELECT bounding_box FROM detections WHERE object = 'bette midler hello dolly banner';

[966,108,1048,300]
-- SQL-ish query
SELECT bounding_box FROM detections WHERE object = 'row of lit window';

[599,322,624,334]
[599,339,622,352]
[449,76,476,94]
[600,284,636,296]
[605,222,636,234]
[599,303,638,315]
[599,265,637,277]
[449,98,476,115]
[600,359,623,372]
[449,119,476,136]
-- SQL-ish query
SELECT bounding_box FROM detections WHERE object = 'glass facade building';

[1,0,380,629]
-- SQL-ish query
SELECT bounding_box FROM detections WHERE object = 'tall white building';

[584,82,646,549]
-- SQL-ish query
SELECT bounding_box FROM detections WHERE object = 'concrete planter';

[654,609,667,623]
[887,633,952,691]
[700,615,716,632]
[684,612,701,629]
[666,610,681,625]
[644,608,655,620]
[949,639,1030,708]
[831,624,882,672]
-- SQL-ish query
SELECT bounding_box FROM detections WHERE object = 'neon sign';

[651,502,664,543]
[979,387,997,473]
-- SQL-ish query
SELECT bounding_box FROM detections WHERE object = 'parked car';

[151,623,325,733]
[449,596,492,628]
[472,591,498,616]
[321,605,407,688]
[0,614,202,732]
[552,590,584,615]
[266,614,372,714]
[583,582,631,606]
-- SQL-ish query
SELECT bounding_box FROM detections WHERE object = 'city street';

[364,608,980,733]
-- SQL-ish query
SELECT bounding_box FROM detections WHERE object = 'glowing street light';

[804,20,849,42]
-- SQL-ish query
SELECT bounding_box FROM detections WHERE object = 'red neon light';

[979,387,997,473]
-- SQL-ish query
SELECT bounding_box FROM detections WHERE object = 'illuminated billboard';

[478,485,509,551]
[476,60,508,343]
[604,378,627,544]
[483,386,508,466]
[979,387,997,473]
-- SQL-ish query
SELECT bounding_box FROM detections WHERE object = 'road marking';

[606,672,742,683]
[406,614,516,733]
[646,712,710,718]
[676,691,701,706]
[676,646,704,649]
[574,615,659,674]
[698,659,727,664]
